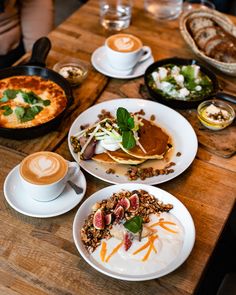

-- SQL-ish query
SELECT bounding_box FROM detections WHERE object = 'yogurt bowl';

[197,99,235,130]
[73,183,195,281]
[53,57,88,86]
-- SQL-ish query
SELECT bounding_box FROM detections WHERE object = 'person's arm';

[20,0,54,52]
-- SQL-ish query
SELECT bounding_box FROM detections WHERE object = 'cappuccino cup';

[19,151,80,202]
[105,33,152,71]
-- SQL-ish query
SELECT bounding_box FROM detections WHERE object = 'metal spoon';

[67,180,83,194]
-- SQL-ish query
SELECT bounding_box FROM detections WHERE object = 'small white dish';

[4,163,86,218]
[73,183,195,281]
[91,46,154,79]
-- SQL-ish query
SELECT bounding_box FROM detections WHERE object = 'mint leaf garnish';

[22,91,39,104]
[1,105,13,116]
[124,216,143,234]
[116,107,136,150]
[3,89,18,99]
[42,99,51,106]
[122,130,136,150]
[127,117,134,129]
[117,107,130,131]
[1,88,51,108]
[15,106,25,119]
[0,96,8,103]
[19,105,43,122]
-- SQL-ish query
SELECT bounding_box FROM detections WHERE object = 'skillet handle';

[26,37,51,67]
[215,92,236,104]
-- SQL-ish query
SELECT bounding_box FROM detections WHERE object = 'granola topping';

[81,189,173,253]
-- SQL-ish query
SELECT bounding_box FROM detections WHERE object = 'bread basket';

[179,9,236,76]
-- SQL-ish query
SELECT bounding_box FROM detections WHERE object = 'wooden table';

[0,1,235,294]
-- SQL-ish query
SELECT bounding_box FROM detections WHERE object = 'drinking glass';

[183,0,215,11]
[99,0,132,31]
[144,0,183,20]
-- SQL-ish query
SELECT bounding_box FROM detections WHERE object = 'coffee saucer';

[3,164,86,218]
[91,46,154,79]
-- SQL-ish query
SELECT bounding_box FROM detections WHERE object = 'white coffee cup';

[105,33,152,71]
[19,151,80,202]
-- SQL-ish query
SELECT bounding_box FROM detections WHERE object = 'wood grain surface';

[0,1,236,295]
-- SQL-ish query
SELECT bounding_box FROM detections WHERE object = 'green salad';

[148,64,213,101]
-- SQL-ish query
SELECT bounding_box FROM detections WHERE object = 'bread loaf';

[187,17,236,63]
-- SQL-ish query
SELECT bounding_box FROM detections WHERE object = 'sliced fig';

[83,141,97,160]
[129,194,139,211]
[78,136,87,147]
[116,197,130,211]
[114,205,124,222]
[105,213,112,225]
[124,232,133,251]
[79,136,97,160]
[93,209,105,230]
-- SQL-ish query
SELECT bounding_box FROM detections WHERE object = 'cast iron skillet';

[0,37,73,139]
[144,57,236,109]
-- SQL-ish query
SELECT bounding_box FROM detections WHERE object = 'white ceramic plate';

[73,183,195,281]
[4,163,86,218]
[68,98,198,185]
[91,46,154,79]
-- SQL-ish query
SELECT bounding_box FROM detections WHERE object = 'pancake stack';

[92,117,171,165]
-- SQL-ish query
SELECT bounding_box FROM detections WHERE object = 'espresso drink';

[20,151,68,185]
[107,34,142,52]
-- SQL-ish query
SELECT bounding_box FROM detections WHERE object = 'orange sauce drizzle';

[99,218,177,263]
[100,241,107,262]
[105,241,123,263]
[142,243,153,262]
[150,242,157,254]
[133,235,158,261]
[150,219,177,234]
[132,240,151,255]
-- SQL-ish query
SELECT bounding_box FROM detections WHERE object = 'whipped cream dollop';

[95,137,120,154]
[29,155,60,178]
[114,37,134,51]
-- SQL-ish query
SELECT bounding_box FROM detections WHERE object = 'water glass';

[99,0,132,31]
[183,0,215,11]
[144,0,183,20]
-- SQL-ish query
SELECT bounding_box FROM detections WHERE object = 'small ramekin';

[197,99,235,131]
[53,57,88,86]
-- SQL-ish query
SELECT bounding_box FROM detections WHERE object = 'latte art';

[107,33,142,52]
[29,155,61,178]
[114,37,134,51]
[20,151,68,185]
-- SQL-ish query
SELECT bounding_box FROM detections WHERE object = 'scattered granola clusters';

[81,189,173,252]
[97,109,114,121]
[150,114,156,121]
[71,136,81,153]
[126,162,176,181]
[106,168,115,174]
[134,109,145,116]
